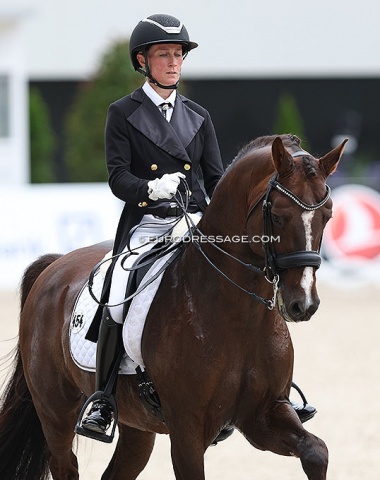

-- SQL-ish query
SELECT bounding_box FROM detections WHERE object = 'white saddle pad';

[69,250,175,374]
[122,250,174,366]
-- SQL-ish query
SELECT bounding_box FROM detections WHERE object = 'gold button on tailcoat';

[184,163,191,171]
[150,164,158,171]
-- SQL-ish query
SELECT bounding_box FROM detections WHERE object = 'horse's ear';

[272,136,294,176]
[319,139,348,178]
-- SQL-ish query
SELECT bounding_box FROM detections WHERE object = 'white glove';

[147,172,186,201]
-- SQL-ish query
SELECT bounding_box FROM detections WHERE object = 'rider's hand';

[147,172,186,201]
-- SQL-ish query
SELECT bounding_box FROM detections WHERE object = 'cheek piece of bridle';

[260,173,331,283]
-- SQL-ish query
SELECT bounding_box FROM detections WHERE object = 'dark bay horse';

[0,135,346,480]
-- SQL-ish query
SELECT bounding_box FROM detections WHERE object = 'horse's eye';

[271,213,284,227]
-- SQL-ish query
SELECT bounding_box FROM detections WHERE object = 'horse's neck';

[187,186,271,292]
[201,160,272,239]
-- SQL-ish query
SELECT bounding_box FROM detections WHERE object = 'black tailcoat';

[107,86,224,254]
[86,86,224,341]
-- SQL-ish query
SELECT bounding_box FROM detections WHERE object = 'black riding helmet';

[129,14,198,89]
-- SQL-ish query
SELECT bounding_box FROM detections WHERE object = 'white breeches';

[108,214,179,324]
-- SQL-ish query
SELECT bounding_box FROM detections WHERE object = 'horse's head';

[245,135,347,322]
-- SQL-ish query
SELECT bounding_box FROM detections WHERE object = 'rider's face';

[137,44,184,88]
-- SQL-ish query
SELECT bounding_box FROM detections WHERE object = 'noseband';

[261,173,331,281]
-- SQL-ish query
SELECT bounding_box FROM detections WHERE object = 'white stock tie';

[160,102,171,120]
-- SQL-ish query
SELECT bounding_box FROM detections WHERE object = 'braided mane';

[233,134,302,163]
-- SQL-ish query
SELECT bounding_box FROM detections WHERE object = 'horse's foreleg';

[298,434,329,480]
[169,428,206,480]
[238,401,328,480]
[101,424,155,480]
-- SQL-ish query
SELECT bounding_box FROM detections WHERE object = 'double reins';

[88,167,331,312]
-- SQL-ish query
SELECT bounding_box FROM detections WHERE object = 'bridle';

[257,173,331,282]
[189,154,331,310]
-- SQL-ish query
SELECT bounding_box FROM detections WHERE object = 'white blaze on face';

[301,211,315,307]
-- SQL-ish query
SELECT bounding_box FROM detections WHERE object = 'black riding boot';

[81,307,123,435]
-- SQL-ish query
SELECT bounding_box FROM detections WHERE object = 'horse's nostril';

[290,301,304,317]
[290,300,319,320]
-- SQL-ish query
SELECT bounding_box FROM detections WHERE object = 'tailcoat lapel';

[127,88,204,162]
[170,94,204,149]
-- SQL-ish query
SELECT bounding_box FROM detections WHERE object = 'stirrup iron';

[75,391,118,443]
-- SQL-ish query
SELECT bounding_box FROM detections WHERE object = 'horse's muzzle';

[277,288,320,323]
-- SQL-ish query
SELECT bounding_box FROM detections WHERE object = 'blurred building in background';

[1,0,379,287]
